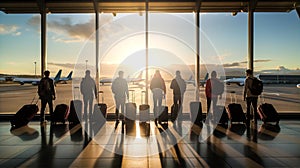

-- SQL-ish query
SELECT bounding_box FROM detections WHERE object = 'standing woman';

[150,70,166,125]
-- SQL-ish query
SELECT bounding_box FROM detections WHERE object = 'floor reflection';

[4,118,298,167]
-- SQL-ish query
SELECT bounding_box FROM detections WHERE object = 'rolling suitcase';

[226,91,246,124]
[10,96,39,129]
[190,101,203,126]
[139,91,150,122]
[69,86,82,124]
[257,96,279,125]
[125,90,136,122]
[158,98,168,124]
[93,91,107,122]
[52,104,69,124]
[216,106,229,125]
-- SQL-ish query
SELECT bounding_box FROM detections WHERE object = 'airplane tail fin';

[188,75,193,81]
[137,71,143,79]
[66,71,73,79]
[54,69,62,82]
[204,73,209,81]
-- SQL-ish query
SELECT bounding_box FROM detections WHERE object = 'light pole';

[34,61,37,78]
[85,60,88,70]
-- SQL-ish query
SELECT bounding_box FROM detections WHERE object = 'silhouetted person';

[244,69,258,126]
[150,70,166,124]
[170,70,186,119]
[205,71,223,117]
[111,71,129,123]
[80,70,97,121]
[38,70,56,125]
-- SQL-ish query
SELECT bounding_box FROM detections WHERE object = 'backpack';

[212,79,224,95]
[250,77,263,95]
[38,78,51,97]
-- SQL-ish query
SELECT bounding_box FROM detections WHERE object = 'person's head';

[85,70,90,76]
[246,69,253,76]
[118,71,124,78]
[211,71,217,78]
[155,70,161,77]
[176,70,181,77]
[44,70,50,77]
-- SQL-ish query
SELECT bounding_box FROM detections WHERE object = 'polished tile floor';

[0,119,300,168]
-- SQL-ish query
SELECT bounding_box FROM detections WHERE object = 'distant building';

[259,75,300,84]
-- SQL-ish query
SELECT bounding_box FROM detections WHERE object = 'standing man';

[150,70,166,125]
[111,71,129,124]
[38,70,56,125]
[80,70,97,121]
[170,70,186,106]
[170,70,186,119]
[243,69,259,126]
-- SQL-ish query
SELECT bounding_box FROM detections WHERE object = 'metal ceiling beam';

[0,1,298,14]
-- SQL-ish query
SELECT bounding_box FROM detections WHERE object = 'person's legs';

[88,98,93,119]
[252,97,258,124]
[206,97,211,114]
[120,97,126,121]
[115,96,121,121]
[246,97,252,127]
[40,98,47,122]
[153,93,158,122]
[48,98,54,121]
[211,97,218,121]
[83,97,88,120]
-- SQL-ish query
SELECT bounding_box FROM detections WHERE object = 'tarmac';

[0,82,299,115]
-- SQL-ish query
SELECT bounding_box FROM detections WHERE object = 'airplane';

[13,69,62,85]
[223,77,246,86]
[224,74,260,86]
[185,73,209,87]
[57,71,73,84]
[100,71,144,85]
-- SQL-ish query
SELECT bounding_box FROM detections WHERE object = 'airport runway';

[0,82,299,114]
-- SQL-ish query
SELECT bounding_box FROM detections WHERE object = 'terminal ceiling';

[0,0,299,14]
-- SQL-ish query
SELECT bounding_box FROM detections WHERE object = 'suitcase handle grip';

[98,91,104,103]
[31,94,39,105]
[128,90,135,103]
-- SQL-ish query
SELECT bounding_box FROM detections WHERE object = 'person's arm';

[205,79,211,97]
[162,79,166,94]
[50,79,56,99]
[243,78,247,101]
[94,80,97,99]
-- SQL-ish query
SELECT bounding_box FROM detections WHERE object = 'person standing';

[111,71,129,123]
[243,69,259,126]
[205,71,223,116]
[80,70,97,121]
[170,70,186,119]
[150,70,166,124]
[38,70,56,125]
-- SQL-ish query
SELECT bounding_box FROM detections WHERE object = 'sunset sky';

[0,10,299,77]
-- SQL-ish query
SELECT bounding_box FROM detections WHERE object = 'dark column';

[248,2,254,70]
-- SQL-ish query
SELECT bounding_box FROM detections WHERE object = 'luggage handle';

[73,86,81,99]
[128,90,135,103]
[163,94,167,107]
[31,94,39,105]
[230,91,237,103]
[98,91,104,103]
[259,93,265,104]
[141,90,146,105]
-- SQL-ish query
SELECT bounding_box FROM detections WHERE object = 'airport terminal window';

[0,11,299,115]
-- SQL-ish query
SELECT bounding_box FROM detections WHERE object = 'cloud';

[27,14,117,43]
[48,62,75,69]
[223,59,272,68]
[0,24,21,36]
